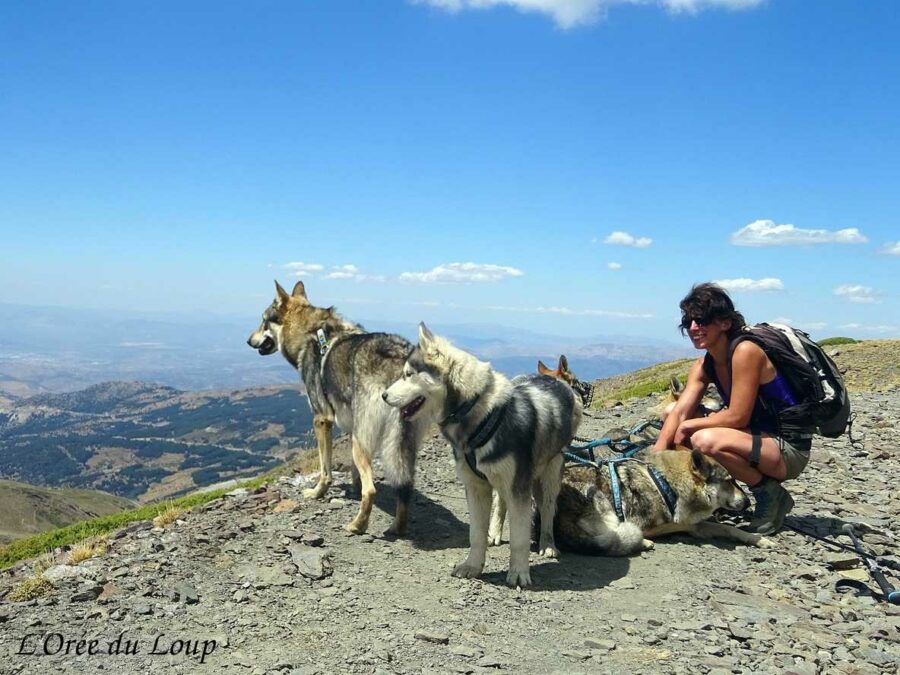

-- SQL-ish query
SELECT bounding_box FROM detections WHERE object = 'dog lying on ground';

[533,357,768,555]
[247,281,430,536]
[383,324,582,587]
[554,449,768,555]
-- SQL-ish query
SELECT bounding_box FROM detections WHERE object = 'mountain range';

[0,302,692,396]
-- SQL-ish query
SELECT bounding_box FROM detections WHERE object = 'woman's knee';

[690,428,720,456]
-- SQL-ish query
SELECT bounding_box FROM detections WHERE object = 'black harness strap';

[749,433,762,469]
[441,394,481,426]
[464,403,508,481]
[469,404,507,449]
[440,394,508,482]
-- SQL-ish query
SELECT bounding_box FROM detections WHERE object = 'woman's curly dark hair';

[678,282,746,339]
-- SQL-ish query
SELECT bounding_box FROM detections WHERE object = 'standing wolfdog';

[247,281,430,536]
[383,323,582,587]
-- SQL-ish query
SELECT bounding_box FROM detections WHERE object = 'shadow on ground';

[367,482,469,550]
[479,553,631,591]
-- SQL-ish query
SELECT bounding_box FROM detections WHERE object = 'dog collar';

[316,328,328,355]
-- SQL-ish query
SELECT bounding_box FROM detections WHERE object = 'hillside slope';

[589,339,900,406]
[0,480,135,544]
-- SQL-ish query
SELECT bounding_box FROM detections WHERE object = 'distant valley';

[0,382,314,503]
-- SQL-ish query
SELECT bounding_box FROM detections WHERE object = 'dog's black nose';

[381,391,388,402]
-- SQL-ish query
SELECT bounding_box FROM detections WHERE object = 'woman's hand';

[673,418,699,447]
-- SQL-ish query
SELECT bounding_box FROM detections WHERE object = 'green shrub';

[818,337,858,346]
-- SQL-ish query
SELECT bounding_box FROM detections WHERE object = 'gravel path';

[1,392,898,674]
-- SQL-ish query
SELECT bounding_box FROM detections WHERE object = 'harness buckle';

[316,328,328,355]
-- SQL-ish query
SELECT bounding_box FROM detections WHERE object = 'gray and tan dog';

[383,324,582,587]
[553,449,767,555]
[247,281,431,536]
[535,361,766,555]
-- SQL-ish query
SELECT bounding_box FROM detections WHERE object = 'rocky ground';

[1,392,898,675]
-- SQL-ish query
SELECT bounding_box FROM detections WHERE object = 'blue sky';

[1,0,898,343]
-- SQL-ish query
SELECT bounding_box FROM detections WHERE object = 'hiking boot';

[746,478,794,535]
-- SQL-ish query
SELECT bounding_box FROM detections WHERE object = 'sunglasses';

[680,314,713,330]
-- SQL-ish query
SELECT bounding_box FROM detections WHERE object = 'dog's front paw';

[487,529,503,546]
[384,522,407,538]
[344,518,369,535]
[303,481,330,500]
[506,566,532,588]
[756,536,777,549]
[538,545,559,559]
[641,539,655,551]
[451,560,484,579]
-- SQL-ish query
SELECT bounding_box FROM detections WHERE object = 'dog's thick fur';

[554,450,767,555]
[535,360,765,555]
[247,281,430,536]
[383,324,582,587]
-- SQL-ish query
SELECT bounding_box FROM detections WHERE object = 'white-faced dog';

[383,323,582,587]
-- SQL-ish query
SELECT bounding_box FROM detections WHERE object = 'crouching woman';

[652,283,812,535]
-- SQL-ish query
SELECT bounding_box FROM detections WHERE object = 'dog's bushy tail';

[552,484,645,556]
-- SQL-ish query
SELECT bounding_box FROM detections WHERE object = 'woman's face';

[686,317,731,351]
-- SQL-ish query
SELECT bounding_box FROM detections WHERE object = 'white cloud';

[879,241,900,256]
[603,231,652,248]
[730,219,868,247]
[399,262,524,284]
[323,264,386,282]
[282,261,325,276]
[607,262,622,271]
[834,284,879,304]
[714,277,784,292]
[412,0,764,29]
[838,323,898,334]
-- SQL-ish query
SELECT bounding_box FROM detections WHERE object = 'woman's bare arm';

[653,358,708,451]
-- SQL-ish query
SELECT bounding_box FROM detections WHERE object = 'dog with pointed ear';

[275,279,309,305]
[689,448,715,482]
[538,355,573,383]
[537,355,593,408]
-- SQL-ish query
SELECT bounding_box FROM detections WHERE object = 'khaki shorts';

[780,438,810,481]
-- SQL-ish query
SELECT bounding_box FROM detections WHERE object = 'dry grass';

[66,536,107,564]
[152,502,184,528]
[33,549,62,575]
[8,549,61,601]
[8,574,53,602]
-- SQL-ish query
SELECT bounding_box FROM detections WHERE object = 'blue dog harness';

[605,459,678,522]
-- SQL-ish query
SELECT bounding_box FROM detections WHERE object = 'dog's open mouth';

[400,396,425,419]
[257,336,277,355]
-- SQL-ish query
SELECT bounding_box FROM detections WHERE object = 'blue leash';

[564,418,675,522]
